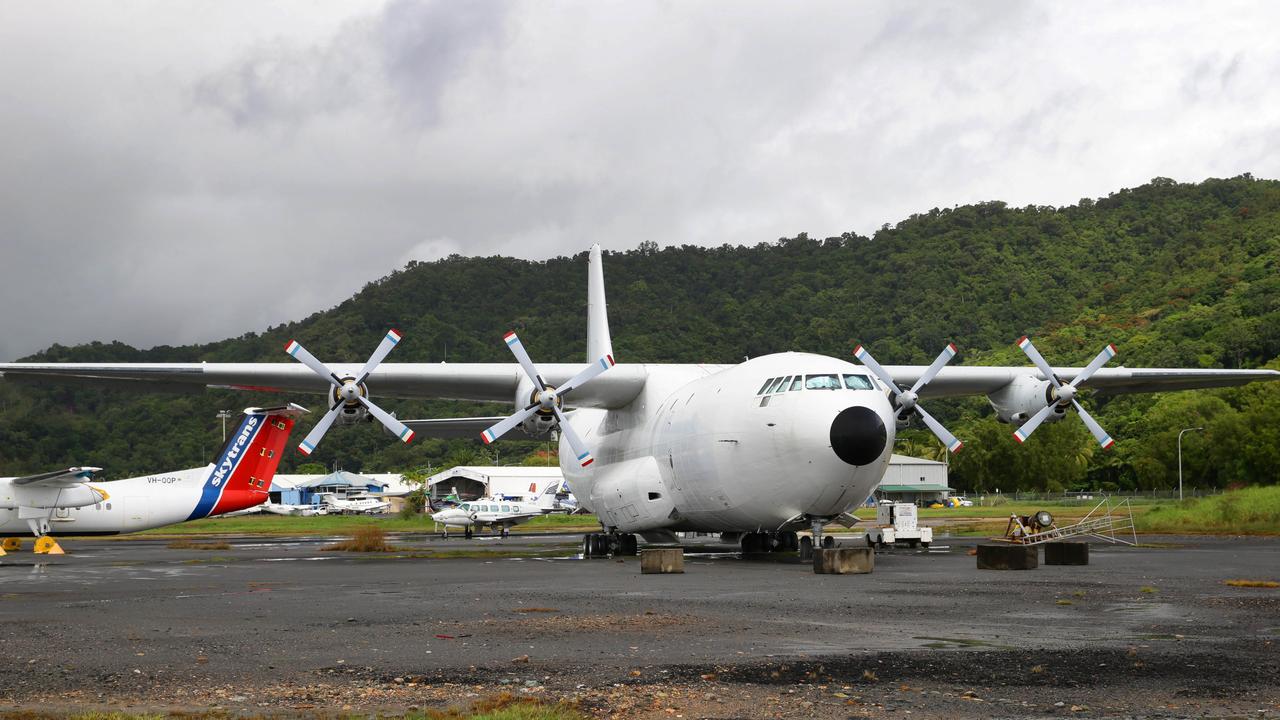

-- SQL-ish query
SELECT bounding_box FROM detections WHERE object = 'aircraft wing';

[400,417,510,439]
[11,467,102,486]
[882,365,1280,399]
[0,362,650,409]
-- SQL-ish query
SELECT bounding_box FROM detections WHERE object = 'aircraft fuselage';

[561,352,896,537]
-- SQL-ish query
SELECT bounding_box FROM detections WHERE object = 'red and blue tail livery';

[186,406,304,520]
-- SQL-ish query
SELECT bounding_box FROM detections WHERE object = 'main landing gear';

[798,518,835,561]
[582,532,638,558]
[0,518,66,556]
[739,531,799,555]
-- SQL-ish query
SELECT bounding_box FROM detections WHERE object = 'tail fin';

[586,244,613,363]
[187,404,308,520]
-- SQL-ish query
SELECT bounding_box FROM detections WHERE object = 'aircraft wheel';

[501,527,510,538]
[617,534,638,556]
[822,535,835,549]
[921,542,930,549]
[866,535,876,548]
[798,535,814,561]
[741,532,764,555]
[775,531,798,553]
[464,527,473,539]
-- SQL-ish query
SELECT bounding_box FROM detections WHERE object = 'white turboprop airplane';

[0,249,1276,563]
[0,405,305,554]
[320,492,391,515]
[431,481,563,538]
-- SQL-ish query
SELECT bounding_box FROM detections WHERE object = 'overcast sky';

[1,1,1278,361]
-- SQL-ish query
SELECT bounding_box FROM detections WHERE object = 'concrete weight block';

[1044,541,1089,565]
[812,547,875,574]
[640,547,685,574]
[976,543,1038,570]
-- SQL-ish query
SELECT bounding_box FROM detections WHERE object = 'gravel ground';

[0,531,1276,718]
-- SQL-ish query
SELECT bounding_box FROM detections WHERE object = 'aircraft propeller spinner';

[854,343,964,453]
[1012,336,1117,449]
[283,329,416,455]
[480,331,615,467]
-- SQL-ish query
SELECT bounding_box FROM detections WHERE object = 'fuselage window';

[501,505,510,512]
[843,374,874,390]
[788,377,804,391]
[805,374,843,390]
[757,378,776,395]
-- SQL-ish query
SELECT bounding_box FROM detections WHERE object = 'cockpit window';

[460,503,470,510]
[766,377,788,394]
[757,378,776,395]
[805,374,843,390]
[843,374,874,390]
[788,376,804,391]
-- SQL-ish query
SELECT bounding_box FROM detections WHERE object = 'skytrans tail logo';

[186,414,263,520]
[210,416,259,488]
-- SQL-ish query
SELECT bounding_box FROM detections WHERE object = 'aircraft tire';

[822,535,835,549]
[799,535,814,561]
[617,534,638,556]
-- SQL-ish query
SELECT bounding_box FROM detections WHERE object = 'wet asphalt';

[0,531,1277,712]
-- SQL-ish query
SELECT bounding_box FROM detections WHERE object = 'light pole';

[216,410,233,442]
[1177,427,1203,501]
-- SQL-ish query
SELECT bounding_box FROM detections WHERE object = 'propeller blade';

[852,345,903,398]
[1012,402,1058,444]
[915,405,963,453]
[298,400,345,456]
[285,340,343,386]
[908,343,958,394]
[355,329,403,385]
[1072,399,1115,449]
[1068,343,1117,390]
[480,404,542,444]
[503,331,547,391]
[1016,336,1062,389]
[552,406,595,467]
[556,354,616,397]
[356,396,415,444]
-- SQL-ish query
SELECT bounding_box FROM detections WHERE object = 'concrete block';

[812,547,875,574]
[976,543,1038,570]
[1044,541,1089,566]
[640,547,684,574]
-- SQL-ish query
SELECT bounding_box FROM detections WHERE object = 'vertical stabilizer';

[587,244,614,362]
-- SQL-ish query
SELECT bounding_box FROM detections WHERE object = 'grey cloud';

[2,1,1280,362]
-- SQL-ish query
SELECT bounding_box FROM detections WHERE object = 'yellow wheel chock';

[1,537,21,551]
[33,536,64,555]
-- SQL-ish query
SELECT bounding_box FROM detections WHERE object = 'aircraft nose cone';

[829,406,887,466]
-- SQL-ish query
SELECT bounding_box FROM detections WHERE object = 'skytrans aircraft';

[0,405,305,554]
[1,248,1276,563]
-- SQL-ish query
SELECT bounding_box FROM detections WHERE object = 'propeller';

[853,343,964,453]
[480,331,615,467]
[284,329,416,455]
[1012,336,1117,449]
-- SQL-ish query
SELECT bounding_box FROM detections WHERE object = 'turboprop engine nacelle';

[513,379,558,438]
[987,375,1067,424]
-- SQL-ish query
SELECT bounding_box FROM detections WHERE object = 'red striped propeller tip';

[947,343,958,352]
[853,345,863,355]
[1016,335,1029,345]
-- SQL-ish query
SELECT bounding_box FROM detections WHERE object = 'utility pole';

[1177,427,1204,501]
[216,410,233,442]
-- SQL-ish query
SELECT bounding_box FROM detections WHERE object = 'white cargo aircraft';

[1,249,1275,560]
[0,405,305,554]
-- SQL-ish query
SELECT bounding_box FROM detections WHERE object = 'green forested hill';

[2,175,1278,492]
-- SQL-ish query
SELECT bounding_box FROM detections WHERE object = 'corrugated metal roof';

[877,484,953,492]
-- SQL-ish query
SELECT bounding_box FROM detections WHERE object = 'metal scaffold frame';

[997,496,1137,546]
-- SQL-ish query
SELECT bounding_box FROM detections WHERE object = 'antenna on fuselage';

[587,244,613,363]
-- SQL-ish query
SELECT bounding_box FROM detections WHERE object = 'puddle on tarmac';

[913,636,1016,650]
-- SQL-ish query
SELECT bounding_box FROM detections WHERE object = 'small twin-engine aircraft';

[0,405,305,554]
[1,249,1276,564]
[319,492,391,515]
[431,481,563,539]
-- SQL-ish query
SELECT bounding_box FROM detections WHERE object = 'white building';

[425,466,563,501]
[874,454,952,505]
